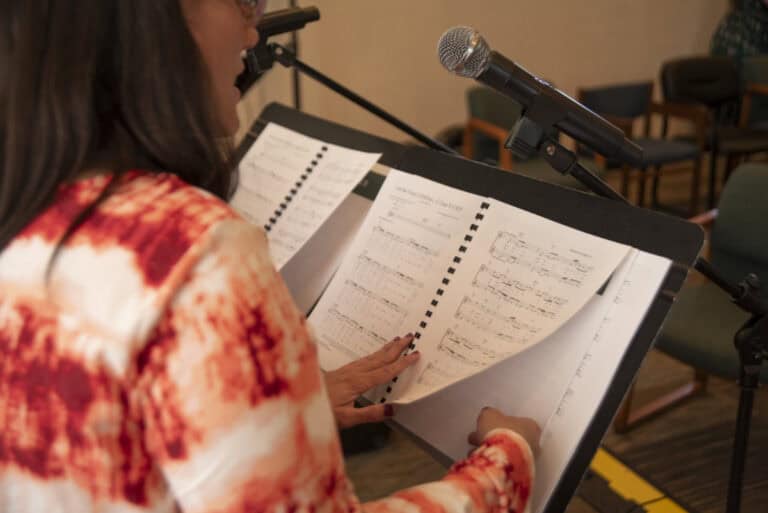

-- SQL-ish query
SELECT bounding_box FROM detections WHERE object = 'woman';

[0,2,539,513]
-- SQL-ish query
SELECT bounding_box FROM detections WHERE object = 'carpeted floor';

[618,418,768,513]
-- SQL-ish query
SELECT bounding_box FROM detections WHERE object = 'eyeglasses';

[236,0,264,22]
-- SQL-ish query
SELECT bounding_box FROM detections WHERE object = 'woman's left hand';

[324,334,419,429]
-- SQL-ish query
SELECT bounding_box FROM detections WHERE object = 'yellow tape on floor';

[590,448,690,513]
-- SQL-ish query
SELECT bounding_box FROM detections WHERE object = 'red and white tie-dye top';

[0,171,534,513]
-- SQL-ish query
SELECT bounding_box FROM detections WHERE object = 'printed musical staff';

[230,123,381,269]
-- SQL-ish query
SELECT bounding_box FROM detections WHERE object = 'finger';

[380,334,415,363]
[467,431,481,446]
[361,334,414,369]
[351,337,400,371]
[370,350,420,385]
[337,404,395,429]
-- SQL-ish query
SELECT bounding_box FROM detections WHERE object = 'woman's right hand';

[468,407,541,456]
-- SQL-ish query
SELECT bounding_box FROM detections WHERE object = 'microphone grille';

[437,26,491,78]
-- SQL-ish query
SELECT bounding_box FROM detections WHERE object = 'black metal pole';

[288,0,302,110]
[726,310,767,513]
[727,382,754,513]
[269,43,458,155]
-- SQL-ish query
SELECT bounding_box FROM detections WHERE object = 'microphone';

[256,6,320,38]
[237,6,321,94]
[437,26,643,167]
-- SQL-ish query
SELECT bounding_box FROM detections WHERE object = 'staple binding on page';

[264,145,329,232]
[379,200,491,403]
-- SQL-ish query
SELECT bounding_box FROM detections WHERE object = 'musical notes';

[230,123,381,269]
[490,231,594,287]
[454,296,540,344]
[394,197,631,404]
[309,169,631,404]
[310,170,483,372]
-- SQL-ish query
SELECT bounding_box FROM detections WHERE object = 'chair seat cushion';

[633,138,700,165]
[655,281,768,383]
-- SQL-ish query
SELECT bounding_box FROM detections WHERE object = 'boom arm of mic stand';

[267,43,458,155]
[518,117,766,513]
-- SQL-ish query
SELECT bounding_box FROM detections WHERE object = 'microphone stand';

[259,42,458,155]
[506,112,767,513]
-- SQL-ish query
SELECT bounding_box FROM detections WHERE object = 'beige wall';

[238,0,729,144]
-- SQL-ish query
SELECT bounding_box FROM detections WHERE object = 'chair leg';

[613,382,636,434]
[689,157,702,216]
[462,126,474,160]
[650,165,662,208]
[613,368,708,434]
[707,130,719,209]
[723,153,740,184]
[636,167,647,207]
[620,165,631,199]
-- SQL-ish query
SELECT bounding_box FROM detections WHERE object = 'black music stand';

[237,102,704,513]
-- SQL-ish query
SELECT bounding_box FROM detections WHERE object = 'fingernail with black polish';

[385,404,395,417]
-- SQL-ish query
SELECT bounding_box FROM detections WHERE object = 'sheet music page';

[231,123,316,226]
[393,249,671,513]
[394,250,636,457]
[308,169,484,373]
[281,192,372,315]
[230,123,381,269]
[532,250,670,513]
[393,198,631,403]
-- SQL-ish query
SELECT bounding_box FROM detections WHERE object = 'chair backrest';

[466,86,524,128]
[741,55,768,126]
[661,56,741,108]
[710,163,768,297]
[578,81,653,119]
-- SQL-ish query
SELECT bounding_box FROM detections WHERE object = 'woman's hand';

[324,334,419,429]
[468,407,541,456]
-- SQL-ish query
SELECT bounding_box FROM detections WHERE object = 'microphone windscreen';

[437,26,491,78]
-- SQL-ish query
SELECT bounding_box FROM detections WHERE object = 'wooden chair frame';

[739,82,768,128]
[462,118,515,170]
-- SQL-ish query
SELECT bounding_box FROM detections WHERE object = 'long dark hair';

[0,1,236,251]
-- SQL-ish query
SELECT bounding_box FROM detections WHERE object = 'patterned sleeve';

[132,218,534,513]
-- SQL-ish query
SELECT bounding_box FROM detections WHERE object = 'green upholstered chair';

[462,86,607,191]
[740,55,768,131]
[577,81,706,216]
[614,162,768,433]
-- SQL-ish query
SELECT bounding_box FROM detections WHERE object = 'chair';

[614,162,768,433]
[577,81,705,215]
[462,86,607,191]
[739,55,768,131]
[660,56,768,209]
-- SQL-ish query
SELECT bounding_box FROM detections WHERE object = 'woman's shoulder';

[9,169,265,296]
[97,171,261,286]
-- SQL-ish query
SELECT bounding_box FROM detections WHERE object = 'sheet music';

[394,199,631,403]
[231,123,315,225]
[230,123,381,269]
[309,170,483,372]
[393,249,671,513]
[281,192,372,315]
